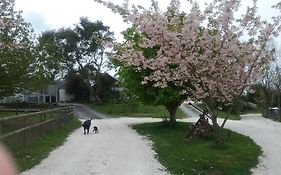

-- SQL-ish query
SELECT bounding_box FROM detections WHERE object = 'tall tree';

[0,0,42,99]
[96,0,281,143]
[38,18,114,102]
[112,27,190,124]
[37,31,65,80]
[261,63,281,121]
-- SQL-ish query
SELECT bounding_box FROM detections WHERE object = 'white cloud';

[15,0,127,40]
[22,10,52,33]
[15,0,281,43]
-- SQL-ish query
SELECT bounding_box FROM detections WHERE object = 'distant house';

[23,81,73,103]
[0,81,73,104]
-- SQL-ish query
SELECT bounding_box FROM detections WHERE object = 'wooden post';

[39,124,42,137]
[39,112,43,136]
[43,106,46,121]
[0,122,2,135]
[64,108,67,124]
[23,116,27,146]
[70,107,74,119]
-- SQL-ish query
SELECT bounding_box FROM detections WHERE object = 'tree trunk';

[271,93,275,108]
[77,67,102,103]
[93,72,102,103]
[86,83,101,103]
[277,93,281,122]
[206,104,222,144]
[212,116,222,144]
[81,77,101,103]
[166,103,179,126]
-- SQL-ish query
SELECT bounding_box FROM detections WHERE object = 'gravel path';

[72,103,111,119]
[21,116,169,175]
[21,104,281,175]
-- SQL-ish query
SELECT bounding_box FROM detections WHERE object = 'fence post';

[64,108,67,124]
[23,116,27,146]
[43,106,46,121]
[0,122,2,135]
[71,106,74,119]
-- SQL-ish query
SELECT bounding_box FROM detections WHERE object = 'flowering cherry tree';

[0,0,40,98]
[0,0,26,48]
[95,0,281,143]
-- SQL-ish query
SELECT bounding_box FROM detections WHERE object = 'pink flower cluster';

[96,0,281,103]
[0,0,16,28]
[0,0,26,49]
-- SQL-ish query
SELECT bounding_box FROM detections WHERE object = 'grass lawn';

[6,118,81,172]
[240,109,262,115]
[194,103,241,120]
[133,122,261,175]
[87,103,186,119]
[217,110,241,120]
[0,111,27,118]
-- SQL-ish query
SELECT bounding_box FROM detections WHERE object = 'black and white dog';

[82,119,92,134]
[93,126,99,133]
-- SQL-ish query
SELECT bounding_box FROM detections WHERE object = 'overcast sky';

[14,0,281,43]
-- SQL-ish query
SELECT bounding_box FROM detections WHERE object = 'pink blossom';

[96,0,279,105]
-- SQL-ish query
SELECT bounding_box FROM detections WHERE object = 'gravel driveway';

[21,116,169,175]
[21,104,281,175]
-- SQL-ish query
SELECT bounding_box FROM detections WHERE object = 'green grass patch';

[0,111,27,118]
[133,122,261,175]
[87,103,186,118]
[194,103,241,120]
[8,118,81,172]
[240,109,262,115]
[217,110,241,120]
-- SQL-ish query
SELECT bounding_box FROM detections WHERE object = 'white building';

[28,81,73,103]
[1,81,73,104]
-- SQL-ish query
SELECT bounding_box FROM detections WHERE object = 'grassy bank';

[133,122,261,175]
[216,110,241,120]
[0,111,27,118]
[194,103,241,120]
[87,103,186,118]
[6,118,81,172]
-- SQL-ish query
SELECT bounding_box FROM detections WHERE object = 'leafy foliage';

[0,0,46,99]
[38,18,114,102]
